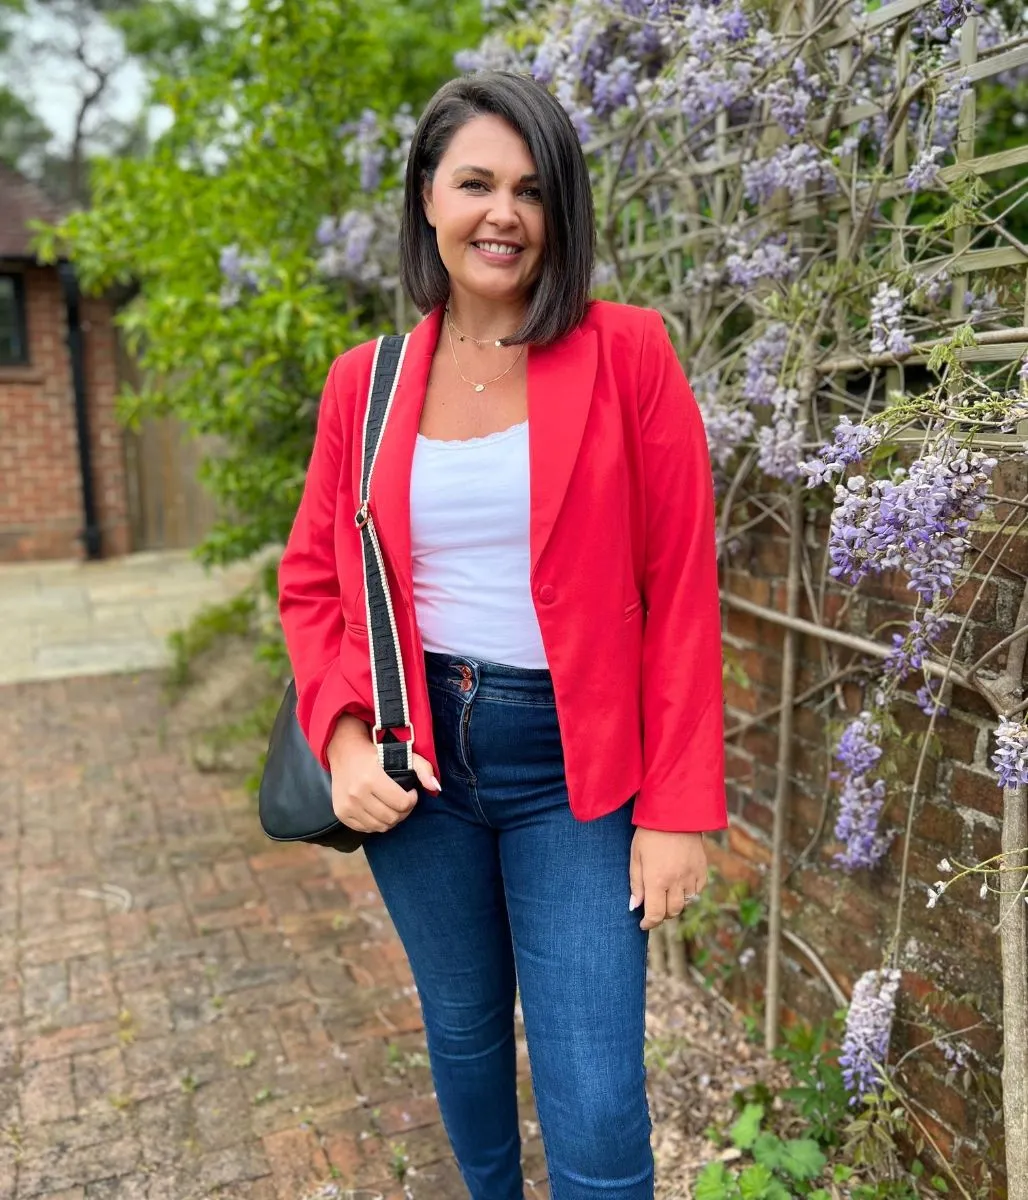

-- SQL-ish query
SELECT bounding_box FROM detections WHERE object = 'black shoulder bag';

[258,333,419,853]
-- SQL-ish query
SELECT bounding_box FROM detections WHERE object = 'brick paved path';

[0,673,548,1199]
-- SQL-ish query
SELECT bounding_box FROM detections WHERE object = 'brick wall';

[711,465,1027,1189]
[0,265,130,561]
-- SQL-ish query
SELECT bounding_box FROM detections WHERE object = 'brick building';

[0,163,131,562]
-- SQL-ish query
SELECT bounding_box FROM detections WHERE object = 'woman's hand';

[629,828,708,931]
[326,714,441,834]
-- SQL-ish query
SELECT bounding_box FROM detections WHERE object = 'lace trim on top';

[416,420,528,449]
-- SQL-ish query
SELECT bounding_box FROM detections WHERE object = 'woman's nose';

[486,192,519,226]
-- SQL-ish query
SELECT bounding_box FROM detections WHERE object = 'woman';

[278,70,726,1200]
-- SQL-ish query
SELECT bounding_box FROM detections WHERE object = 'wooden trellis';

[628,4,1028,1195]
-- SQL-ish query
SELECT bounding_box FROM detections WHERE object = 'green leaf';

[776,1138,827,1181]
[931,1177,949,1193]
[696,1161,734,1200]
[752,1132,785,1171]
[738,1164,776,1200]
[730,1104,765,1151]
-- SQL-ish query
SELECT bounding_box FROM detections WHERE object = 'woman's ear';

[422,177,436,229]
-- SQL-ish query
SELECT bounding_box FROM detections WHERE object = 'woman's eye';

[459,179,487,192]
[521,188,542,201]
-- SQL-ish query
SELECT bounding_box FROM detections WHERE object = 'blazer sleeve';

[278,353,375,769]
[632,309,728,833]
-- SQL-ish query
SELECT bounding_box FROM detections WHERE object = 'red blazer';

[278,300,727,833]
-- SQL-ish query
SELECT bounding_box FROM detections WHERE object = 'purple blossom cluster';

[869,283,913,357]
[756,387,806,482]
[800,416,884,488]
[338,109,386,193]
[930,74,973,153]
[313,199,406,290]
[336,106,419,194]
[725,232,800,288]
[315,211,378,279]
[992,717,1028,790]
[742,143,836,205]
[693,372,756,470]
[759,58,819,136]
[1019,352,1028,387]
[827,441,996,603]
[218,245,261,289]
[937,0,984,32]
[217,245,265,307]
[915,679,948,718]
[742,323,789,406]
[840,969,902,1102]
[882,610,948,681]
[906,145,944,193]
[831,712,892,871]
[913,268,951,307]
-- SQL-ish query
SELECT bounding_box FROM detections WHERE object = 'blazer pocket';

[624,598,643,621]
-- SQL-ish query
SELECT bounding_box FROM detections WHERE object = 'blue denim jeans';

[362,650,654,1200]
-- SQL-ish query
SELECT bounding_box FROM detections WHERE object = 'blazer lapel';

[527,325,598,575]
[367,305,442,604]
[368,306,598,594]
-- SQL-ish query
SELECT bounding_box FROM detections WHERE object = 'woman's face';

[422,114,546,309]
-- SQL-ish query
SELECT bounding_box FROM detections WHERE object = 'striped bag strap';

[353,334,414,779]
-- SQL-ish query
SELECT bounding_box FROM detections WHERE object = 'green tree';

[37,0,482,564]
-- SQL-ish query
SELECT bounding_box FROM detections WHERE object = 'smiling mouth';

[472,241,523,256]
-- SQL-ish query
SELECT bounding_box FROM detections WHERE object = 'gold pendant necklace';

[446,320,525,393]
[444,305,516,348]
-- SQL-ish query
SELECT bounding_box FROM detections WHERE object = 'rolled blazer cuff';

[297,658,375,771]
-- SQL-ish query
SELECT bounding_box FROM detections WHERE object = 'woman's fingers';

[639,889,670,931]
[412,752,442,793]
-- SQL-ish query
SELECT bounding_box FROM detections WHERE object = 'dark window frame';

[0,272,29,366]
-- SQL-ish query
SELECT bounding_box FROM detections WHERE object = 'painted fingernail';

[629,894,642,911]
[429,775,442,792]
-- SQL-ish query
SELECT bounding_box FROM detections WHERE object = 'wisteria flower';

[726,233,801,287]
[992,717,1028,789]
[694,373,756,469]
[869,283,914,357]
[907,145,945,192]
[827,441,996,603]
[742,143,835,205]
[742,323,790,406]
[882,610,948,681]
[832,713,893,870]
[937,0,984,32]
[840,969,902,1102]
[800,416,884,487]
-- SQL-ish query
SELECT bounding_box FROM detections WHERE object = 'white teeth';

[476,242,520,256]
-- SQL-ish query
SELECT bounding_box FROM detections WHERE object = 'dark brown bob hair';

[399,71,596,347]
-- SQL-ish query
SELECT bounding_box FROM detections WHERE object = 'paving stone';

[20,1056,77,1125]
[82,1175,150,1199]
[0,668,475,1199]
[262,1127,330,1199]
[16,1136,141,1197]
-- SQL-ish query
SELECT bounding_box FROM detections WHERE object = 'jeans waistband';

[424,650,554,705]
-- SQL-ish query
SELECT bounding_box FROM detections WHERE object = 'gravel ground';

[645,969,793,1200]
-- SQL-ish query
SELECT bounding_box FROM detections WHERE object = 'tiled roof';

[0,163,66,259]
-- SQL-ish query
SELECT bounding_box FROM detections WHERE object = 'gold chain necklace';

[444,305,516,349]
[445,320,525,393]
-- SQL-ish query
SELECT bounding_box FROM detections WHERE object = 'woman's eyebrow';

[452,165,539,183]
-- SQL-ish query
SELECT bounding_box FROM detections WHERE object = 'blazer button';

[538,584,555,605]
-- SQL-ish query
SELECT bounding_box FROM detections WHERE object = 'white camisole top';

[409,419,548,668]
